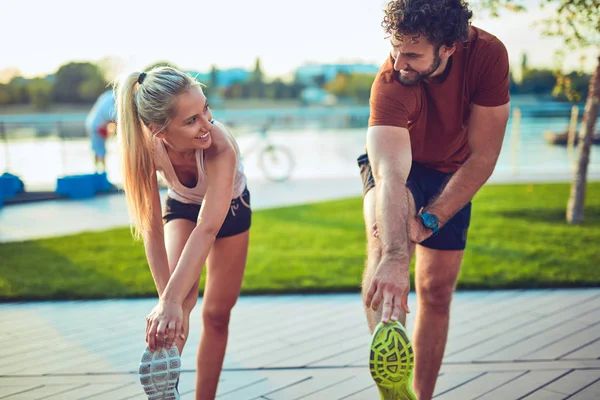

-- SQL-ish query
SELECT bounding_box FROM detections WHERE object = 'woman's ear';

[148,123,166,139]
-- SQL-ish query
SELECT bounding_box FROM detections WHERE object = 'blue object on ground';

[56,174,97,199]
[0,172,25,204]
[93,172,113,192]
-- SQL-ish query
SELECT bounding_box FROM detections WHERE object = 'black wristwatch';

[420,212,439,236]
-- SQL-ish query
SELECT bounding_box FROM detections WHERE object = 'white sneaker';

[139,345,181,400]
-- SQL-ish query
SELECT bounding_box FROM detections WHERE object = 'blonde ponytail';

[114,74,155,240]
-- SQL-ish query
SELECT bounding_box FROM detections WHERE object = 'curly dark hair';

[382,0,473,48]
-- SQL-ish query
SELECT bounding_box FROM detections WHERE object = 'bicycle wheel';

[257,144,295,182]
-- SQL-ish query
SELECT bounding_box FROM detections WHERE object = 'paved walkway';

[1,289,599,399]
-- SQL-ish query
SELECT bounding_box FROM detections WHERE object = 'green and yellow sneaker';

[369,320,417,400]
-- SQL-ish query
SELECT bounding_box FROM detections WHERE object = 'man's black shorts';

[357,153,471,251]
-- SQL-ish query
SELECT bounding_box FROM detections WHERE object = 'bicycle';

[233,122,295,182]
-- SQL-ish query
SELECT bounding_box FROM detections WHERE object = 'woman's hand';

[145,299,184,352]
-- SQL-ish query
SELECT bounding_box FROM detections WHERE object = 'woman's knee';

[202,304,235,334]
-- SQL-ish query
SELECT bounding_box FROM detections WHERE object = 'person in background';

[85,90,116,172]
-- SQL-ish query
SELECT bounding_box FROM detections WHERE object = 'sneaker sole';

[369,321,416,400]
[139,345,181,400]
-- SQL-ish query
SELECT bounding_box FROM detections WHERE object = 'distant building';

[186,68,251,88]
[294,63,380,86]
[300,87,337,106]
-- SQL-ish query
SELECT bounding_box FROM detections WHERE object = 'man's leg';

[363,186,419,400]
[412,246,463,400]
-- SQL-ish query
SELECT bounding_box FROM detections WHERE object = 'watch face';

[422,213,438,228]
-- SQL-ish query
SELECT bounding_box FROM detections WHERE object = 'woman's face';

[157,86,214,152]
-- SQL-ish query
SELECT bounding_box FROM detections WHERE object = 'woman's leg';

[194,230,249,400]
[164,218,200,355]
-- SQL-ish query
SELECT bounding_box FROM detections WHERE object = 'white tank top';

[152,132,246,205]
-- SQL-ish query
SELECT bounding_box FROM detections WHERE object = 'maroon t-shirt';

[368,26,510,173]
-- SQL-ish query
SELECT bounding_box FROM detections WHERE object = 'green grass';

[1,182,599,301]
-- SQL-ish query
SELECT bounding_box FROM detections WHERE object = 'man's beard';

[397,51,442,86]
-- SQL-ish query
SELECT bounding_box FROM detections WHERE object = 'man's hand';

[364,256,411,323]
[372,218,432,244]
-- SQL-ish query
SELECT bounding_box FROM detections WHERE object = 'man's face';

[390,34,442,86]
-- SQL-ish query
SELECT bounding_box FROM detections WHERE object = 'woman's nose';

[200,120,212,132]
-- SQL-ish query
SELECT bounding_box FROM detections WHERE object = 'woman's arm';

[142,172,172,296]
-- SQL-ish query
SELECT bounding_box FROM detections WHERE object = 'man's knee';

[417,277,455,314]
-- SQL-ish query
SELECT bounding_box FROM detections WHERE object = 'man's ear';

[439,44,457,59]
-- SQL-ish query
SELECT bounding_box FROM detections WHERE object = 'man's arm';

[368,125,413,261]
[425,103,510,225]
[364,125,413,320]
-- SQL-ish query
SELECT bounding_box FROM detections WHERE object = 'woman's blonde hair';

[113,66,202,240]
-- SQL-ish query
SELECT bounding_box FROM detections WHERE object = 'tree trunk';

[566,53,600,224]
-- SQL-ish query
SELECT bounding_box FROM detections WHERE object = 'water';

[0,103,598,190]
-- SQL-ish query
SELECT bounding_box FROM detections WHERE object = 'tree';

[210,64,219,88]
[539,0,600,223]
[271,78,287,99]
[224,81,243,99]
[521,53,528,75]
[567,56,599,223]
[326,72,376,104]
[51,62,107,103]
[28,78,53,110]
[482,0,600,224]
[250,57,264,84]
[7,77,29,104]
[248,57,265,98]
[520,68,558,94]
[0,84,11,105]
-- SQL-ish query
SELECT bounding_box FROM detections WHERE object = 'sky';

[0,0,597,82]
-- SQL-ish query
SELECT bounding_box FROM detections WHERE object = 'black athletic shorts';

[162,186,251,238]
[357,153,471,251]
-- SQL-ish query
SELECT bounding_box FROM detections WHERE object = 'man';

[85,90,116,173]
[358,0,510,399]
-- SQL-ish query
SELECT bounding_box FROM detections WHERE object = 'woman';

[114,66,251,400]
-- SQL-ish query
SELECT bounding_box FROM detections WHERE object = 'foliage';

[51,62,108,103]
[28,78,53,110]
[325,72,376,104]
